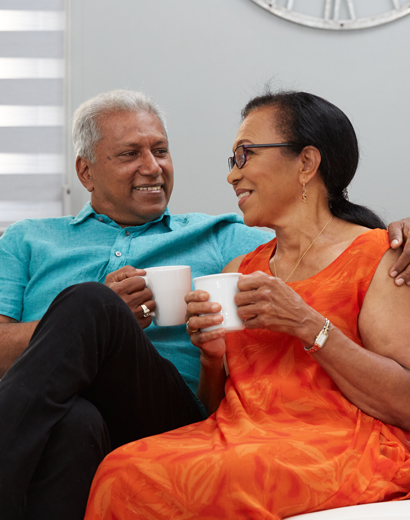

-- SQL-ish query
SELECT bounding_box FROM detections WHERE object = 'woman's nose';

[227,164,242,186]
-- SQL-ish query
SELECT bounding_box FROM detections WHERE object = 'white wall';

[68,0,410,224]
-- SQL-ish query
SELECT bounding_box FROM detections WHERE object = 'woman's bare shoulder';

[359,246,410,364]
[222,255,246,273]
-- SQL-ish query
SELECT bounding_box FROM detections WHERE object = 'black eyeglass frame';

[228,143,295,171]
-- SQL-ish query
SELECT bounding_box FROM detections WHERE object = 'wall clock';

[249,0,410,30]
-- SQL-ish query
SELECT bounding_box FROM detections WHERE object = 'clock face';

[249,0,410,30]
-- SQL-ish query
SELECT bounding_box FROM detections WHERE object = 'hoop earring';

[302,184,307,203]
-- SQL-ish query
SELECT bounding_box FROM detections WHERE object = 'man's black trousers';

[0,282,205,520]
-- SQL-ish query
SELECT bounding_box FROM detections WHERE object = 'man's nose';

[138,151,161,176]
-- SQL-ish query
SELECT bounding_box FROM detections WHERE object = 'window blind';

[0,0,65,232]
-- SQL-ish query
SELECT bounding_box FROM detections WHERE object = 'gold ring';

[141,304,151,318]
[186,319,199,334]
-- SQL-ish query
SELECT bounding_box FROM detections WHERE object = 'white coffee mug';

[193,273,245,332]
[142,266,191,327]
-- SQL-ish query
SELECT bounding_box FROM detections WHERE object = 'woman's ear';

[299,146,321,185]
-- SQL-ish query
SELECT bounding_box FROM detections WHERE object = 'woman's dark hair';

[241,91,386,229]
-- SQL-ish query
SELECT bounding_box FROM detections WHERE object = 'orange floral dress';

[85,229,410,520]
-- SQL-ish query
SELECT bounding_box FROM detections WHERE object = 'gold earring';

[302,183,307,203]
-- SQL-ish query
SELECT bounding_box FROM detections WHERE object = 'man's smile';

[133,184,163,192]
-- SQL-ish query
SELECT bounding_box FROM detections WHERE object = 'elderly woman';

[84,92,410,519]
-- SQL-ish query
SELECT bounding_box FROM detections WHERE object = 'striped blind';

[0,0,65,232]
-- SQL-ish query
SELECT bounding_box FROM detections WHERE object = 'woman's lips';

[236,190,253,207]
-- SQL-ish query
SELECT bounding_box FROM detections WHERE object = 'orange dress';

[85,229,410,520]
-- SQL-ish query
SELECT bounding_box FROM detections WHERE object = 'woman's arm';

[185,291,227,415]
[321,247,410,429]
[185,254,245,414]
[235,251,410,431]
[195,337,227,415]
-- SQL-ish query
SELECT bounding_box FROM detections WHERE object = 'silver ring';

[141,304,151,318]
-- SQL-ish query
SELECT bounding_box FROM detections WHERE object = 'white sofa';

[288,500,410,519]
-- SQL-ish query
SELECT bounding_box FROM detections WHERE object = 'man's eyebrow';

[152,139,169,147]
[117,139,169,148]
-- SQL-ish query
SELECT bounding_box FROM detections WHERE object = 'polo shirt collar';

[71,202,173,231]
[70,202,95,225]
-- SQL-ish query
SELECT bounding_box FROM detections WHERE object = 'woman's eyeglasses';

[228,143,294,171]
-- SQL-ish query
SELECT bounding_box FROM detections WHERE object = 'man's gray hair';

[72,89,167,162]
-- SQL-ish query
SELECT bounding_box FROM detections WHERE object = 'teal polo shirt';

[0,202,272,393]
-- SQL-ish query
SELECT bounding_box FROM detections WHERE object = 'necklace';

[273,215,333,283]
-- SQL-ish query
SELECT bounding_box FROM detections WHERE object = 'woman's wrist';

[304,319,331,354]
[298,313,329,348]
[200,352,225,371]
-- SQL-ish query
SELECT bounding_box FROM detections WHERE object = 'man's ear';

[298,145,321,185]
[76,156,94,192]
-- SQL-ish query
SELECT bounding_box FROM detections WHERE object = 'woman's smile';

[236,189,253,206]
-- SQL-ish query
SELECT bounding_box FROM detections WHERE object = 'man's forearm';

[0,321,39,377]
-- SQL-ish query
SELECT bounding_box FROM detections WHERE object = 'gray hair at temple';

[72,89,168,162]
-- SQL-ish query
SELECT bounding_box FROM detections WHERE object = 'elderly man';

[0,90,275,386]
[0,89,409,520]
[0,90,276,520]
